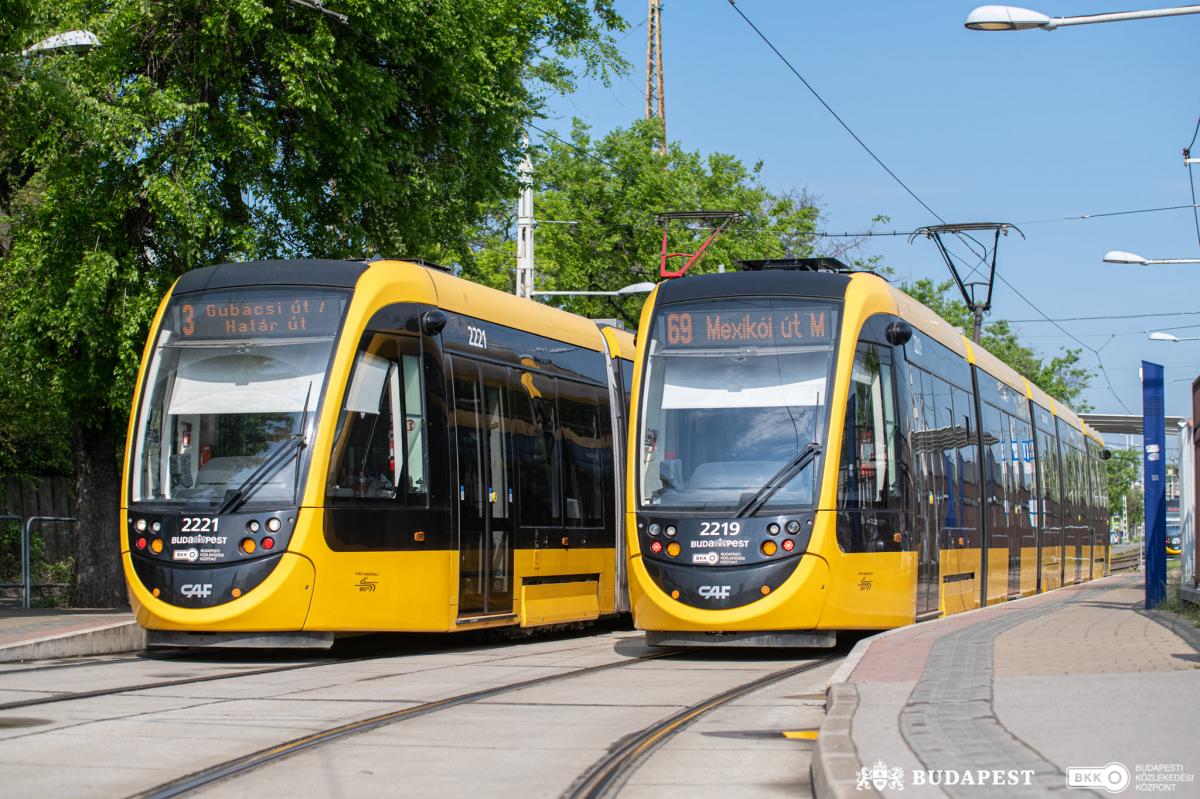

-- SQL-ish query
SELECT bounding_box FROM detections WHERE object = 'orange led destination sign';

[175,290,346,340]
[663,306,834,348]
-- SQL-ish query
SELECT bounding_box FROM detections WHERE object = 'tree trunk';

[72,413,128,608]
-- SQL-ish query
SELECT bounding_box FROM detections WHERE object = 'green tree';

[461,119,821,327]
[901,278,1092,409]
[1105,447,1142,531]
[0,0,623,606]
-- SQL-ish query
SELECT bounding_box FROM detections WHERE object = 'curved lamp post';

[1148,331,1200,342]
[1104,250,1200,265]
[20,30,100,57]
[965,4,1200,31]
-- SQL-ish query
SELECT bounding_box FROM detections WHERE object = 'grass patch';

[1158,560,1200,629]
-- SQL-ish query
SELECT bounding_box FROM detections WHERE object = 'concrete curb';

[0,621,145,663]
[812,681,879,799]
[810,573,1133,798]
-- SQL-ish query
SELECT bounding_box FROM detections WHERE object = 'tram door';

[451,357,514,617]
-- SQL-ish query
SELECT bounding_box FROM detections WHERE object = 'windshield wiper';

[735,442,822,519]
[216,434,306,515]
[217,382,312,515]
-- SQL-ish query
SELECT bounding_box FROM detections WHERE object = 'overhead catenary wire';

[726,1,1137,412]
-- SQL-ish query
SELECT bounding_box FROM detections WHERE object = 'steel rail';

[132,649,681,799]
[0,657,344,712]
[564,655,841,799]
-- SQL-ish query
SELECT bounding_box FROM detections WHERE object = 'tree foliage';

[0,0,623,604]
[1105,447,1142,531]
[461,119,820,327]
[901,278,1093,410]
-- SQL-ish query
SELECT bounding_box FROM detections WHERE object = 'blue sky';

[540,1,1200,420]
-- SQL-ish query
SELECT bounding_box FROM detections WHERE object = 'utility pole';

[515,133,535,298]
[645,0,666,155]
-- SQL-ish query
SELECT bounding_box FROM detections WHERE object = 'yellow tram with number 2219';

[626,258,1109,647]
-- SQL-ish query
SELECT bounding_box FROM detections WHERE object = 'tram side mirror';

[169,454,193,488]
[1101,449,1113,461]
[421,309,448,335]
[886,321,914,346]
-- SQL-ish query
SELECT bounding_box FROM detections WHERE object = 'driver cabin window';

[838,342,902,551]
[328,335,427,502]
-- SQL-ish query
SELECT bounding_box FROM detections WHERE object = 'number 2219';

[699,522,741,536]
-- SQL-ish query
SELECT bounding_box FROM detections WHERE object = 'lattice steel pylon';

[909,222,1025,342]
[646,0,666,155]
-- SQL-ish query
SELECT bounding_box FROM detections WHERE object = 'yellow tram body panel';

[124,545,317,632]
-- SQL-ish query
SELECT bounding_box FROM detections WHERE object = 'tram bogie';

[626,259,1109,644]
[122,259,635,645]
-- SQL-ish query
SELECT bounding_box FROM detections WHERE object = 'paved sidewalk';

[814,573,1200,798]
[0,608,143,662]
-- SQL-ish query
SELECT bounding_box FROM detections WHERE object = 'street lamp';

[532,281,656,298]
[1103,250,1200,265]
[1148,331,1200,342]
[965,4,1200,31]
[20,30,100,57]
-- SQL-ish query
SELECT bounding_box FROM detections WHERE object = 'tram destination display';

[173,289,347,340]
[661,304,836,349]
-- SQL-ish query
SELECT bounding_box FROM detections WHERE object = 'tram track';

[0,628,635,713]
[564,655,842,799]
[131,648,682,799]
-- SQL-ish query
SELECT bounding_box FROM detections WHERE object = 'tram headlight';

[150,521,161,533]
[786,520,800,534]
[266,517,282,533]
[664,525,677,537]
[247,519,261,534]
[134,518,147,533]
[648,523,661,536]
[767,523,780,536]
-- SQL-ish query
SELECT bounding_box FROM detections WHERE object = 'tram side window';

[952,386,980,541]
[559,382,605,528]
[837,344,902,551]
[514,371,561,527]
[327,336,427,501]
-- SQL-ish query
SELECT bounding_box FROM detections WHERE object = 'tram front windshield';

[638,299,838,513]
[130,288,349,508]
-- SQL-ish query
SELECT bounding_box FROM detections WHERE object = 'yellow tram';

[121,258,634,647]
[625,259,1109,646]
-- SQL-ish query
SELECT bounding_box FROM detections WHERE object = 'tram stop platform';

[813,572,1200,798]
[0,609,143,663]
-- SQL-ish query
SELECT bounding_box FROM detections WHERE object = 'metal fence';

[0,514,77,609]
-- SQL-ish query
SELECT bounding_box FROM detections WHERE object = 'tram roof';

[882,275,1092,439]
[387,259,616,353]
